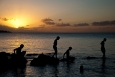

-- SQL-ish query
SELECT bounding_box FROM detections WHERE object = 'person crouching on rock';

[14,44,24,57]
[63,47,72,61]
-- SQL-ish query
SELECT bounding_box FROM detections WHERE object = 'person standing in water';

[52,36,60,59]
[100,38,107,58]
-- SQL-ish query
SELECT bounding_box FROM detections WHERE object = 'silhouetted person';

[12,44,27,67]
[100,38,107,58]
[14,44,24,56]
[52,36,60,58]
[80,65,84,73]
[63,47,72,61]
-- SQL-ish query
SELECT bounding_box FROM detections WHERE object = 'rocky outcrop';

[30,53,59,66]
[0,51,27,71]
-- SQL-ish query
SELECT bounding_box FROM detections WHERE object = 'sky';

[0,0,115,33]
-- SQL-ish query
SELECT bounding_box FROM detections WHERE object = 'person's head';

[20,44,24,48]
[103,38,107,42]
[69,47,72,50]
[56,36,60,40]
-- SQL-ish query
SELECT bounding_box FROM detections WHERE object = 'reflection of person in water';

[52,36,60,59]
[14,44,24,56]
[100,38,107,58]
[101,58,106,73]
[63,47,72,60]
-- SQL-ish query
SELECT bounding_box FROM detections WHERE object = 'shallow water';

[0,33,115,77]
[0,56,115,77]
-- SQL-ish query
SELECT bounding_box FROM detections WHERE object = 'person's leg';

[101,48,104,57]
[55,47,57,58]
[103,48,105,58]
[52,46,56,57]
[102,48,105,58]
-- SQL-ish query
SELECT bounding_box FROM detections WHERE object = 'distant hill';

[0,30,12,33]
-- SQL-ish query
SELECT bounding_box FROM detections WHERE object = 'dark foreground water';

[0,33,115,77]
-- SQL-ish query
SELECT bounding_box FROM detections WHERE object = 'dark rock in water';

[26,53,39,56]
[86,56,97,59]
[30,53,59,66]
[9,51,27,68]
[30,58,44,66]
[46,56,59,65]
[30,54,47,66]
[0,52,10,70]
[10,55,27,67]
[21,51,26,57]
[0,51,27,70]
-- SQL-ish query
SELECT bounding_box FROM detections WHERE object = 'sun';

[13,19,23,28]
[10,18,27,28]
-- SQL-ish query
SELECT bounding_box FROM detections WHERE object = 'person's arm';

[63,52,66,59]
[14,48,17,54]
[14,49,16,54]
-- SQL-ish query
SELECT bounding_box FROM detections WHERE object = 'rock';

[9,51,27,68]
[0,52,10,70]
[30,54,47,66]
[30,53,59,66]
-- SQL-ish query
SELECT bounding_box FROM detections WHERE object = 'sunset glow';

[11,19,23,28]
[0,0,115,32]
[9,18,29,28]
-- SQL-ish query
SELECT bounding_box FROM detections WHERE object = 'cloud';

[92,20,115,26]
[39,24,45,27]
[74,23,89,26]
[58,19,62,21]
[31,25,45,30]
[111,20,115,25]
[0,17,15,21]
[0,24,32,32]
[42,18,55,25]
[0,24,14,31]
[0,17,9,21]
[42,18,53,22]
[44,22,55,25]
[55,23,71,27]
[32,27,44,30]
[26,25,30,26]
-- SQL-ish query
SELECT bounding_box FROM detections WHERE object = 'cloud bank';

[74,23,89,26]
[0,17,14,21]
[92,20,115,26]
[55,23,70,27]
[42,18,55,25]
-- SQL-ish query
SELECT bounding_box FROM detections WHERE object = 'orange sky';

[0,0,115,33]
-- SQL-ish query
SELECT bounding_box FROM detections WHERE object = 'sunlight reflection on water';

[0,33,115,56]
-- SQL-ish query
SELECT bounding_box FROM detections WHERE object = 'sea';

[0,33,115,77]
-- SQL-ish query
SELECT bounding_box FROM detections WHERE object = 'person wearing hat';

[100,38,107,58]
[52,36,60,59]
